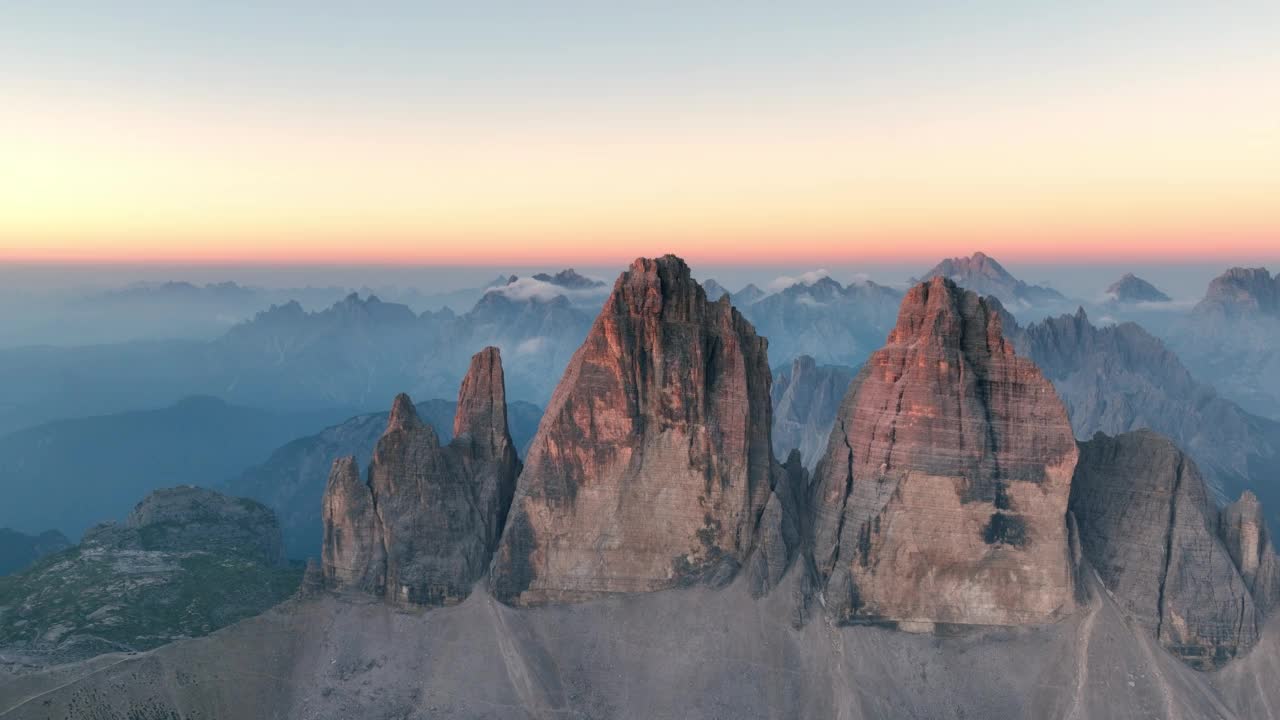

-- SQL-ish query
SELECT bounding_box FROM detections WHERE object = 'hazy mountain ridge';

[1005,307,1280,524]
[0,271,598,435]
[919,251,1068,310]
[0,397,357,539]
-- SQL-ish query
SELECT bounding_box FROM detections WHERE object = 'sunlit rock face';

[810,276,1078,627]
[322,347,521,607]
[1071,430,1268,669]
[491,255,784,605]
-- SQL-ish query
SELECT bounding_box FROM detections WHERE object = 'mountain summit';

[810,276,1079,626]
[322,348,521,606]
[492,255,791,604]
[920,251,1065,308]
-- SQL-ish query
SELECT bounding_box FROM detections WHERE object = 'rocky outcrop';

[1106,272,1171,303]
[1194,267,1279,319]
[1219,491,1280,615]
[321,348,522,607]
[118,485,285,565]
[770,355,856,469]
[0,487,298,670]
[810,277,1078,627]
[919,251,1065,309]
[228,398,541,559]
[1070,430,1263,669]
[491,255,782,605]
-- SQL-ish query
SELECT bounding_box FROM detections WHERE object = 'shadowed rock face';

[771,356,856,470]
[321,347,521,607]
[491,255,780,605]
[1070,430,1263,669]
[811,276,1078,626]
[1219,490,1280,616]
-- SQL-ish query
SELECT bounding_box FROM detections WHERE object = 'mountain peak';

[920,252,1065,308]
[492,253,782,605]
[386,393,422,431]
[453,346,510,453]
[811,276,1077,626]
[1195,266,1279,318]
[1106,273,1171,303]
[530,269,603,289]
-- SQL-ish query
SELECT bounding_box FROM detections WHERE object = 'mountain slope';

[0,486,297,672]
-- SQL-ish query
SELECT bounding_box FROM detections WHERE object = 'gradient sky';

[2,2,1278,265]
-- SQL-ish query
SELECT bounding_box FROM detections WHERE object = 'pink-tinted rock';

[810,276,1078,626]
[491,255,783,605]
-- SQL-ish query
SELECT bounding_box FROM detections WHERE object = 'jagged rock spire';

[321,348,521,607]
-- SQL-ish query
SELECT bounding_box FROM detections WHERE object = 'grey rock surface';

[322,348,522,607]
[1071,430,1261,669]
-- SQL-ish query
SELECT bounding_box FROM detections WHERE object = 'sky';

[2,2,1278,266]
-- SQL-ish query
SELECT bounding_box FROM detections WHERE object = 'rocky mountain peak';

[531,269,604,289]
[810,276,1078,626]
[386,393,423,432]
[322,350,521,607]
[453,346,508,452]
[491,253,784,605]
[920,252,1065,307]
[1106,273,1171,303]
[1220,490,1280,613]
[1196,266,1279,318]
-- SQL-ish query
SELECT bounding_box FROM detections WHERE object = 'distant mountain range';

[0,269,604,435]
[0,397,356,538]
[918,251,1067,310]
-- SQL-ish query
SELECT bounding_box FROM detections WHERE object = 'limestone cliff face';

[1219,490,1280,616]
[321,348,521,607]
[491,255,780,605]
[810,276,1078,626]
[1070,430,1263,669]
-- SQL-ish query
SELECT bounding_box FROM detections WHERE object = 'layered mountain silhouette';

[0,270,600,436]
[0,397,355,539]
[10,256,1280,720]
[919,251,1067,309]
[1004,308,1280,526]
